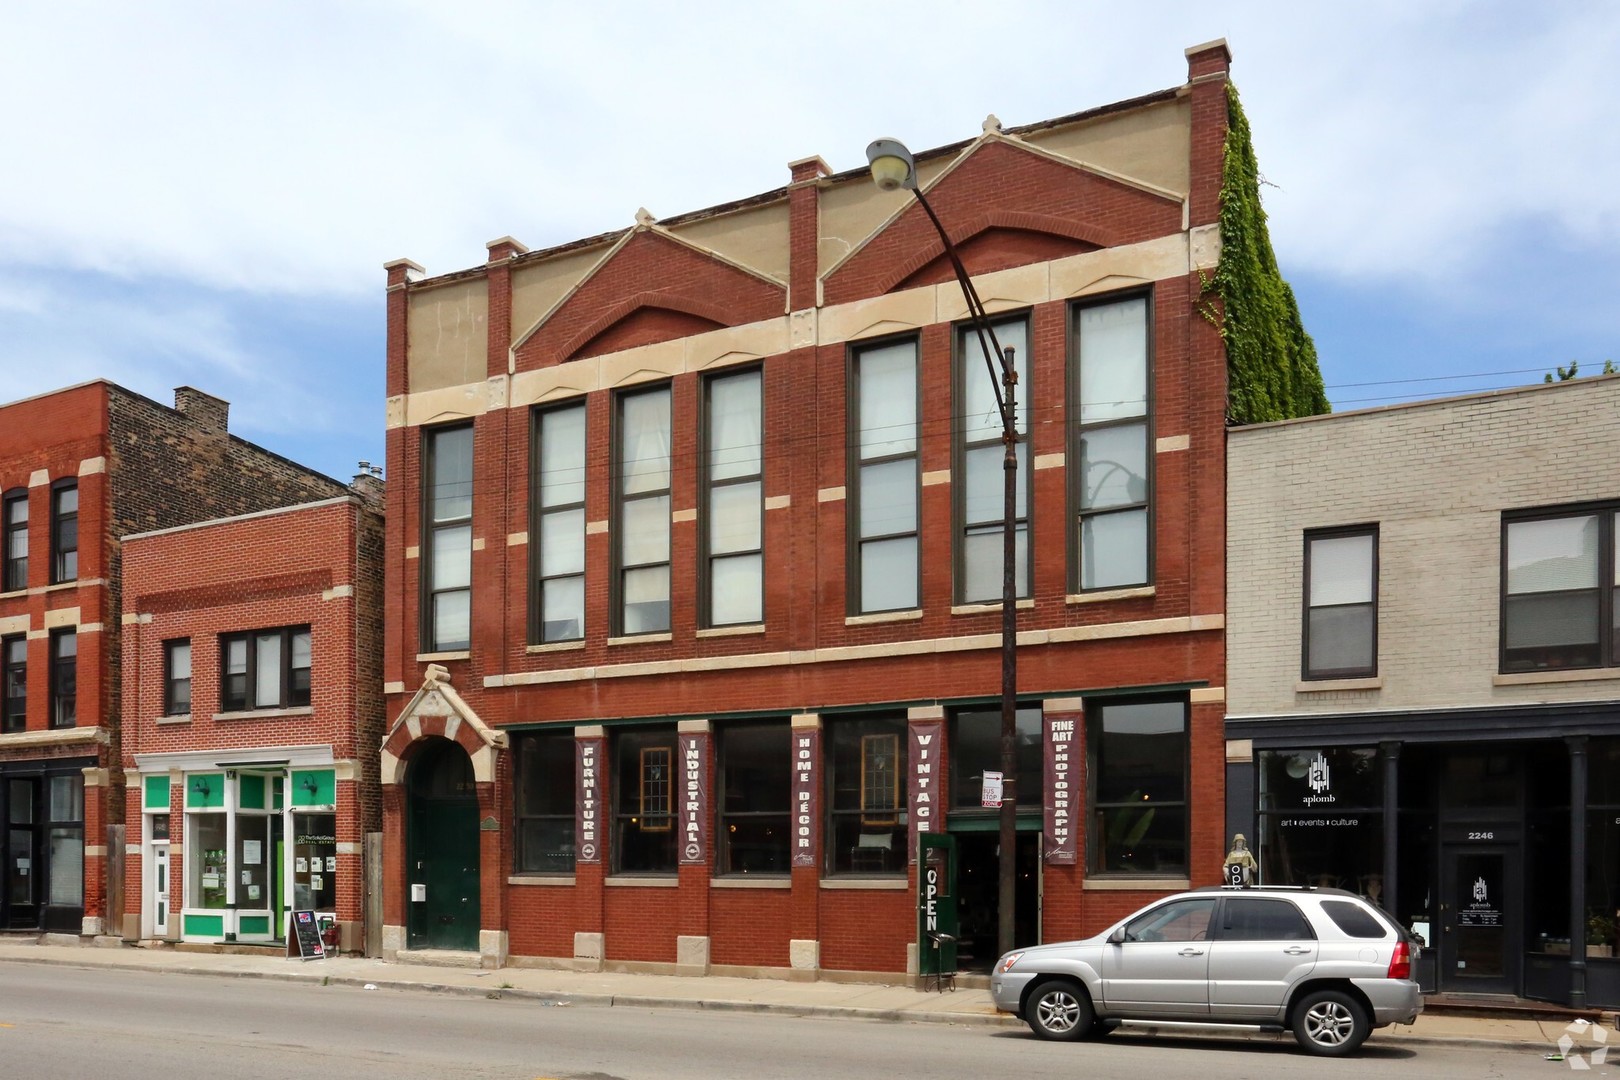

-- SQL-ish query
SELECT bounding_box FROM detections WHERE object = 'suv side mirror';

[1107,926,1128,945]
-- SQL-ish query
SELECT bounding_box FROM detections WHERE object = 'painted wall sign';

[1044,716,1077,864]
[678,732,709,866]
[576,736,604,864]
[791,727,819,869]
[908,720,942,863]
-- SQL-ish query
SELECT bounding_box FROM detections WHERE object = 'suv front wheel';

[1292,988,1369,1056]
[1025,979,1096,1041]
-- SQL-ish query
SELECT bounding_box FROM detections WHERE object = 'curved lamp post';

[868,138,1022,961]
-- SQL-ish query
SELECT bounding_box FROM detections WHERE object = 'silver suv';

[991,886,1422,1056]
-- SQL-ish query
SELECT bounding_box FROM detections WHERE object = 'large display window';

[1257,747,1384,898]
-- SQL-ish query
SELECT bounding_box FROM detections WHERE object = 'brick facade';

[381,41,1237,978]
[0,380,348,936]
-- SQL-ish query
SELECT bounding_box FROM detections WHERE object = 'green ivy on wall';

[1209,82,1330,425]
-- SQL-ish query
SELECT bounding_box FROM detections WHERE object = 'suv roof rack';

[1195,884,1359,896]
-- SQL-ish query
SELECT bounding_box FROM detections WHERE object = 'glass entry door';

[1440,843,1521,994]
[5,778,39,928]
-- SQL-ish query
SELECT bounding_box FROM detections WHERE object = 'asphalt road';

[0,961,1573,1079]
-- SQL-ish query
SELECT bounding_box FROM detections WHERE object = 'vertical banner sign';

[909,720,943,864]
[576,737,604,864]
[1044,716,1077,864]
[791,727,819,868]
[678,733,709,866]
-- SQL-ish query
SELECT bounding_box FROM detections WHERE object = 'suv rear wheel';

[1292,988,1369,1056]
[1025,979,1096,1041]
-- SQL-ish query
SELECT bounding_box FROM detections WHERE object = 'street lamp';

[868,137,1022,960]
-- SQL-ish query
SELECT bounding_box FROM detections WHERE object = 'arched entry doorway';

[405,737,479,950]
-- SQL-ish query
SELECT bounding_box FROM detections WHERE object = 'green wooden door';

[406,740,479,951]
[918,831,958,975]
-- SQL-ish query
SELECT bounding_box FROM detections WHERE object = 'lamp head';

[866,138,917,192]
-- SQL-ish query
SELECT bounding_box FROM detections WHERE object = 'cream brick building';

[1225,373,1620,1010]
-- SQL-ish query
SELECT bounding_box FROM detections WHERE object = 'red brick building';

[380,41,1243,976]
[118,491,383,950]
[0,381,349,935]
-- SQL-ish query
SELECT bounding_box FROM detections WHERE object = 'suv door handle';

[1178,947,1205,956]
[1284,946,1314,955]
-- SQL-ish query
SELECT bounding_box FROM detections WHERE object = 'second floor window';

[1072,294,1151,591]
[2,636,24,733]
[164,639,192,715]
[2,490,26,591]
[850,338,919,614]
[1303,527,1378,679]
[423,424,473,652]
[51,481,77,584]
[1503,507,1618,672]
[615,386,671,635]
[221,627,310,711]
[956,317,1030,603]
[703,369,763,627]
[531,404,586,643]
[49,628,75,728]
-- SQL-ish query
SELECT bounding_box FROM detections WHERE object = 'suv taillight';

[1387,940,1411,980]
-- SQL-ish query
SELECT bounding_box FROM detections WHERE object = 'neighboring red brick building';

[0,381,349,936]
[118,491,384,951]
[380,41,1240,977]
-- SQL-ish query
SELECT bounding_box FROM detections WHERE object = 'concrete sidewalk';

[0,937,1601,1054]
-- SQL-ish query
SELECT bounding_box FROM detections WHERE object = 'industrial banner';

[908,720,943,864]
[678,732,709,866]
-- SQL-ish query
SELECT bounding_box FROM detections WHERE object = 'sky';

[2,2,1616,483]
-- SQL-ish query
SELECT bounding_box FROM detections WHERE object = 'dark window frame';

[846,334,922,615]
[611,384,673,637]
[528,401,587,644]
[952,313,1033,604]
[512,731,577,875]
[2,634,25,733]
[699,366,765,629]
[219,626,310,712]
[1302,524,1380,680]
[49,479,78,585]
[1085,694,1189,878]
[715,720,790,876]
[611,726,679,875]
[2,488,27,592]
[48,628,75,729]
[420,423,474,653]
[1067,290,1156,593]
[163,638,192,716]
[825,714,908,877]
[1500,503,1618,673]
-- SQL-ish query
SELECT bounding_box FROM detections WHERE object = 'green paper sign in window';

[291,769,335,807]
[186,773,225,809]
[144,774,171,811]
[238,773,266,810]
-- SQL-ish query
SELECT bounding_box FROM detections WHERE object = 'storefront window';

[613,727,677,874]
[1088,698,1187,875]
[46,774,82,906]
[1257,747,1383,894]
[826,715,906,876]
[1588,739,1620,958]
[514,733,575,874]
[191,815,227,909]
[950,706,1044,810]
[717,721,789,875]
[293,813,336,911]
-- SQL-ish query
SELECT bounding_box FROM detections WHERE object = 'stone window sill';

[508,875,575,887]
[417,650,470,662]
[951,600,1035,615]
[820,877,907,890]
[1083,877,1191,891]
[1066,586,1155,604]
[607,634,673,646]
[1494,667,1620,687]
[1296,676,1382,693]
[711,877,790,889]
[213,706,315,722]
[845,610,923,626]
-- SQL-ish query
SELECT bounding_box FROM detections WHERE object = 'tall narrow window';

[513,732,576,874]
[2,490,26,592]
[615,386,671,635]
[50,481,77,584]
[1072,295,1151,591]
[1502,508,1616,672]
[613,728,677,873]
[220,626,310,711]
[531,403,586,643]
[956,317,1030,603]
[826,716,907,875]
[1304,527,1378,679]
[164,639,192,715]
[48,628,75,728]
[47,773,84,908]
[850,338,919,613]
[2,636,24,733]
[422,424,473,652]
[717,722,789,874]
[703,369,763,626]
[1087,697,1188,876]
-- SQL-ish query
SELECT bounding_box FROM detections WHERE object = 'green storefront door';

[406,740,480,951]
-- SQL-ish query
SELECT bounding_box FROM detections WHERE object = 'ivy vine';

[1206,82,1329,424]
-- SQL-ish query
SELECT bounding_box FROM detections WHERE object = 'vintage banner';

[575,736,604,864]
[791,726,819,869]
[678,732,709,866]
[908,719,943,864]
[1044,714,1078,864]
